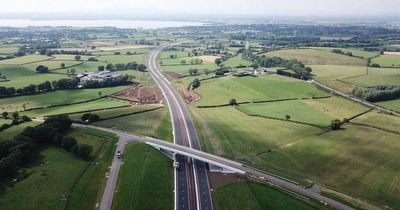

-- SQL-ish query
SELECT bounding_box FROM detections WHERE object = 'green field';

[192,75,328,106]
[68,105,160,122]
[93,107,173,141]
[112,143,173,210]
[0,72,67,88]
[265,49,366,65]
[24,60,82,70]
[22,98,130,117]
[0,128,112,210]
[214,182,315,210]
[65,129,118,210]
[0,47,18,55]
[0,54,51,65]
[372,55,400,67]
[97,54,146,64]
[237,97,367,126]
[193,106,400,208]
[223,55,252,68]
[309,65,400,93]
[309,47,378,59]
[0,121,40,141]
[0,86,127,112]
[376,99,400,112]
[351,110,400,133]
[159,50,189,59]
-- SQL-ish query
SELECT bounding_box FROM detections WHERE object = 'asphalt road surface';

[146,47,213,210]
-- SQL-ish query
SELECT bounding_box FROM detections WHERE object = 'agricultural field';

[309,47,378,59]
[0,86,127,112]
[0,128,116,210]
[264,49,366,65]
[192,106,400,208]
[192,74,328,106]
[0,54,51,65]
[376,99,400,112]
[24,60,82,70]
[0,47,18,55]
[0,121,39,141]
[159,50,190,59]
[223,54,252,68]
[112,143,173,210]
[97,54,146,64]
[68,105,160,122]
[351,110,400,133]
[214,182,315,210]
[371,55,400,68]
[310,65,400,94]
[22,98,130,117]
[93,107,173,141]
[237,97,368,126]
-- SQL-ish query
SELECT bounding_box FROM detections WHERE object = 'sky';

[0,0,399,17]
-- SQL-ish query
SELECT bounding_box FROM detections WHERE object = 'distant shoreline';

[0,19,206,29]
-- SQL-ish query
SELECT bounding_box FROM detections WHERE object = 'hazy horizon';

[0,0,399,18]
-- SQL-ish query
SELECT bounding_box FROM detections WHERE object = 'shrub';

[229,98,237,106]
[330,119,342,130]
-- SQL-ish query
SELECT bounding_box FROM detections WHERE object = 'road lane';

[145,47,213,210]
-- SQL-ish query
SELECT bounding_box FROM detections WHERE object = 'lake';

[0,19,205,29]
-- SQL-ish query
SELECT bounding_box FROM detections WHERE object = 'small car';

[117,151,122,159]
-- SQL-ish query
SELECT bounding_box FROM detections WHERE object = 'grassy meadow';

[214,182,315,210]
[112,143,173,210]
[264,49,367,65]
[0,128,116,210]
[192,74,328,106]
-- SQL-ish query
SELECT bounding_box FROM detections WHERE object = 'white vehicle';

[173,161,180,169]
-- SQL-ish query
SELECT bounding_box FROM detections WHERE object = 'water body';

[0,19,204,29]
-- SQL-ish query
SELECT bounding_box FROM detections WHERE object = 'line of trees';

[254,56,312,80]
[104,62,146,72]
[352,85,400,102]
[0,75,132,98]
[0,116,92,181]
[0,112,31,132]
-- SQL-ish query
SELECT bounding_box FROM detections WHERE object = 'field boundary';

[234,106,326,129]
[349,122,400,135]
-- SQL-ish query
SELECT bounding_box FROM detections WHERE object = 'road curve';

[145,47,214,210]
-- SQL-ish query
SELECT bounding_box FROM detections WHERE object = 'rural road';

[84,124,355,210]
[145,47,213,210]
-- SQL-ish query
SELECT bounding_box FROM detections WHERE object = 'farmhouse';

[76,70,123,87]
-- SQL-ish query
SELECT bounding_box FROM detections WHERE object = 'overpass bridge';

[79,124,355,210]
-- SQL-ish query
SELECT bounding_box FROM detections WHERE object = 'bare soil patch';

[181,90,201,103]
[165,71,182,79]
[112,83,163,104]
[384,51,400,56]
[208,172,247,190]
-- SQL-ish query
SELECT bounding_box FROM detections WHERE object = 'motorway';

[145,47,213,210]
[88,124,354,210]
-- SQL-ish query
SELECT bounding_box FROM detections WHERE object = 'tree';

[44,115,72,132]
[215,58,223,66]
[60,63,66,69]
[106,64,115,71]
[74,144,92,159]
[69,68,76,75]
[159,61,163,66]
[98,91,102,98]
[180,60,187,65]
[11,112,19,120]
[36,65,49,73]
[229,98,237,106]
[285,115,291,120]
[81,113,100,123]
[74,55,81,61]
[137,64,147,72]
[98,65,105,71]
[191,78,200,90]
[61,136,77,151]
[1,112,8,119]
[330,119,342,130]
